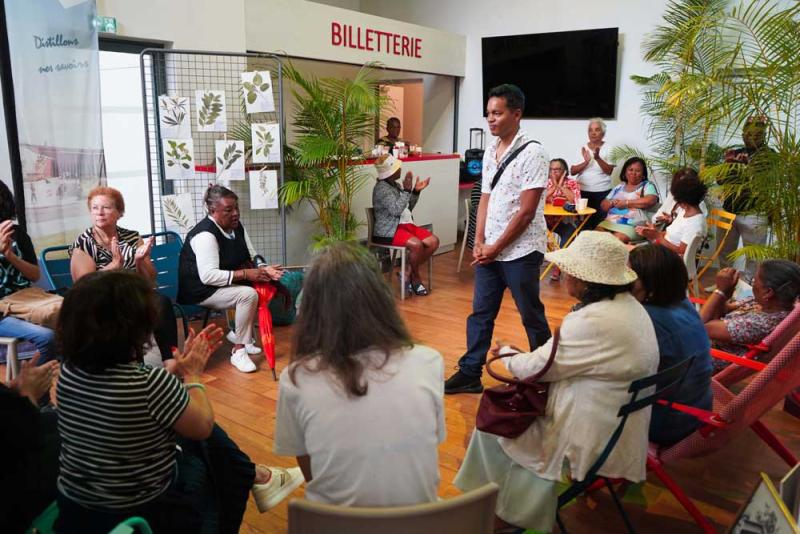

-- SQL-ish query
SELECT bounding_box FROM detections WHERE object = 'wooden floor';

[30,250,800,533]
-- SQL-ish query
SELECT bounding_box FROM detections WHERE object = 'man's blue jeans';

[0,316,57,363]
[458,251,551,378]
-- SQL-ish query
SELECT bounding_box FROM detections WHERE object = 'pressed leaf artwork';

[158,95,190,138]
[215,140,245,181]
[251,122,280,163]
[161,193,197,234]
[195,90,227,132]
[241,71,275,114]
[249,170,278,209]
[162,138,195,180]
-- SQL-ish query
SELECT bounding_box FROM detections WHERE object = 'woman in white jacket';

[454,231,659,532]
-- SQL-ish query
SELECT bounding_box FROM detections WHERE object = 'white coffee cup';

[577,198,589,211]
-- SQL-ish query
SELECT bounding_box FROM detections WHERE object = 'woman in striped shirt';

[54,271,303,533]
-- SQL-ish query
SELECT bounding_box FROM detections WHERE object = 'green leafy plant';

[280,61,389,247]
[243,71,271,105]
[198,91,223,127]
[216,142,243,175]
[159,96,187,127]
[623,0,800,262]
[162,196,191,230]
[254,125,275,160]
[165,140,192,169]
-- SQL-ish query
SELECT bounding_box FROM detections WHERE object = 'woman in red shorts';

[371,154,440,296]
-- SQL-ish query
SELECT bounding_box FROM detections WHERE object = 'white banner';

[4,0,104,249]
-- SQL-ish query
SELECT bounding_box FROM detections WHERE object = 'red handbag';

[476,329,560,439]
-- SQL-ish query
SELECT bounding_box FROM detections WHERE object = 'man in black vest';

[178,185,283,373]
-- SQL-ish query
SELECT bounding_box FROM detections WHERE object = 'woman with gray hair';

[273,242,445,506]
[177,184,284,373]
[700,260,800,371]
[570,118,615,229]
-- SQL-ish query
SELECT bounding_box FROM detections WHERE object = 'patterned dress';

[713,296,789,371]
[69,226,141,270]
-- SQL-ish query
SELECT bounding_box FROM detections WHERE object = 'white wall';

[97,0,246,51]
[360,0,670,182]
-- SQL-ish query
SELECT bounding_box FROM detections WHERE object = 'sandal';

[396,273,414,298]
[412,282,429,296]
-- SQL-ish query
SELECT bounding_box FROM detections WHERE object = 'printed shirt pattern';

[481,130,549,261]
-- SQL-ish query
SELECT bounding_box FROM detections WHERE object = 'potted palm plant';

[279,62,388,248]
[617,0,800,262]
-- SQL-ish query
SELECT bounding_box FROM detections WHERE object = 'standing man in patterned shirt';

[445,84,551,394]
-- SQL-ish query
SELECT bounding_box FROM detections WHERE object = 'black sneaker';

[444,370,484,394]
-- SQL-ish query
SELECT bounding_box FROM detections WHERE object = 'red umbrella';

[254,282,278,380]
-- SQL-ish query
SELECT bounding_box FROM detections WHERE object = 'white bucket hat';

[545,231,638,286]
[375,153,402,180]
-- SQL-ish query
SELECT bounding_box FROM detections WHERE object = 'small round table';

[541,204,597,280]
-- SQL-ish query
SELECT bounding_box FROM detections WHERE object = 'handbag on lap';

[0,287,63,329]
[476,328,559,439]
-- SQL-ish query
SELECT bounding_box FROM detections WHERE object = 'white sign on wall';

[245,0,466,77]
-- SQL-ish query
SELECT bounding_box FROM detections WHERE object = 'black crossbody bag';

[489,140,540,190]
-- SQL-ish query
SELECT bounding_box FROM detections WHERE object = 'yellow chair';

[695,208,736,282]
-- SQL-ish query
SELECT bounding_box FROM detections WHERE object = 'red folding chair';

[647,331,800,533]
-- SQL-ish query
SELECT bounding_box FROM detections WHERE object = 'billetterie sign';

[331,21,422,58]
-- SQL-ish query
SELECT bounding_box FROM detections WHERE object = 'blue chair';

[39,245,73,294]
[144,231,211,338]
[555,356,696,534]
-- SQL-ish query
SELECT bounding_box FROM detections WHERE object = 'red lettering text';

[331,22,342,46]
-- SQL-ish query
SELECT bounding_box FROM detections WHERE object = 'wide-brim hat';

[545,231,638,286]
[375,153,402,180]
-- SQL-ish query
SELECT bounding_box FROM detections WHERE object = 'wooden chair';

[683,233,705,297]
[556,357,696,534]
[365,208,432,301]
[647,330,800,533]
[694,208,736,281]
[287,483,498,534]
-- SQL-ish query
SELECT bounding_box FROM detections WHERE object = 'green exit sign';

[94,16,117,34]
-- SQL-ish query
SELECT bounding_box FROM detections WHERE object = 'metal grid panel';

[139,49,286,263]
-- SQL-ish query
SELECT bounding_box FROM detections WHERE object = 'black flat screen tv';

[482,28,619,119]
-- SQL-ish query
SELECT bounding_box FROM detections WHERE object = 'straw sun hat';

[375,153,402,180]
[544,231,638,286]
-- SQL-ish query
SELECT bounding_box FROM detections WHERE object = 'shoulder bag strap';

[485,328,560,387]
[490,140,539,191]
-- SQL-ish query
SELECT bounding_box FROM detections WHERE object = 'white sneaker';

[252,466,305,513]
[230,348,257,373]
[226,330,262,355]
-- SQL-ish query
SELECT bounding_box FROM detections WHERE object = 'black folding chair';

[556,356,696,533]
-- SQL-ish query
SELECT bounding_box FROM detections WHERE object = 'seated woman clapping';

[274,242,445,506]
[636,168,708,255]
[597,157,659,243]
[454,231,658,532]
[629,244,712,446]
[54,271,303,533]
[371,154,439,296]
[69,187,177,364]
[700,261,800,372]
[0,180,59,363]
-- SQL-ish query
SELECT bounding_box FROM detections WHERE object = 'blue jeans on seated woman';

[0,316,57,364]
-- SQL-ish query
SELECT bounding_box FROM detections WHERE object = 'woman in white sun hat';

[454,231,659,533]
[371,153,439,296]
